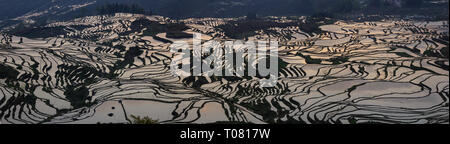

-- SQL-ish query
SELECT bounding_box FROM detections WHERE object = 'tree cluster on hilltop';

[96,3,149,15]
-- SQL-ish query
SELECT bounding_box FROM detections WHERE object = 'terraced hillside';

[0,13,448,124]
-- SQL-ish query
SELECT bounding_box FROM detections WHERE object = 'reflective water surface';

[0,14,448,124]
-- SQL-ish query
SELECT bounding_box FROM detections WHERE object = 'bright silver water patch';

[170,33,279,87]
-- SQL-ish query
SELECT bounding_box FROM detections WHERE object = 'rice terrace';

[0,0,448,124]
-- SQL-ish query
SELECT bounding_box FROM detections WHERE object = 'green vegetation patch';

[130,115,159,124]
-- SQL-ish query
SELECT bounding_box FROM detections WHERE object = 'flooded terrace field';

[0,14,448,124]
